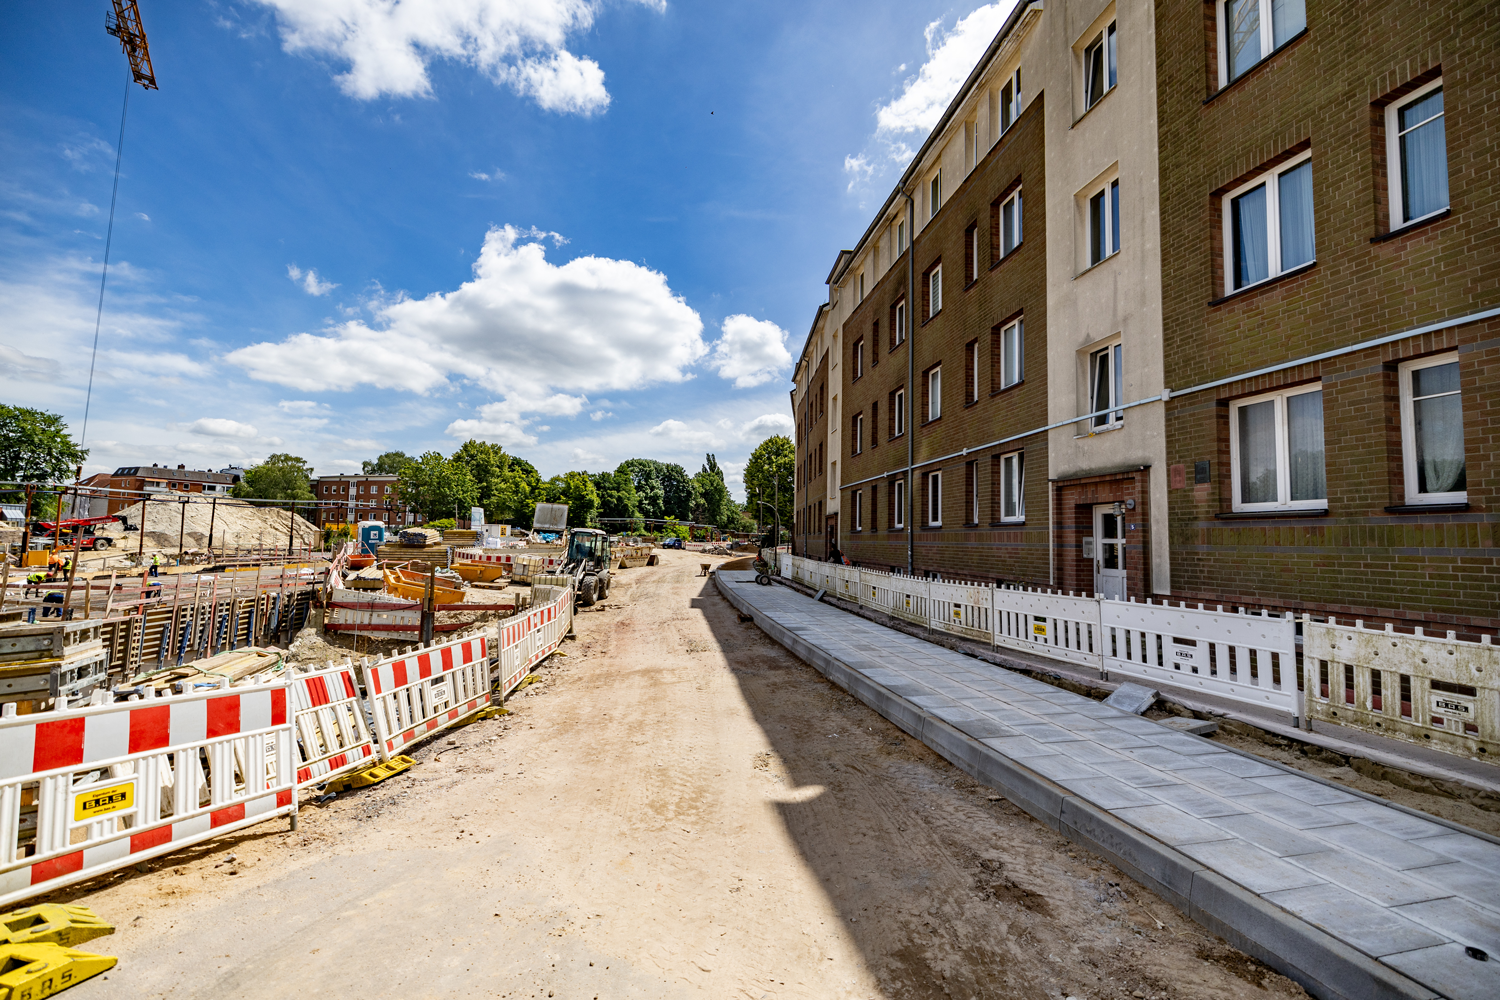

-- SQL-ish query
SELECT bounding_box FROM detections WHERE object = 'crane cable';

[80,69,132,450]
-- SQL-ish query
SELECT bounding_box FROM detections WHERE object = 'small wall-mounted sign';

[1082,537,1095,558]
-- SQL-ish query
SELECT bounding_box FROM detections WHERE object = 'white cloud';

[589,410,612,421]
[287,264,338,296]
[743,413,793,439]
[250,0,664,113]
[187,418,260,439]
[469,168,505,182]
[844,1,1018,192]
[135,212,151,222]
[232,225,706,443]
[277,399,329,414]
[709,314,791,388]
[649,418,719,450]
[0,344,62,382]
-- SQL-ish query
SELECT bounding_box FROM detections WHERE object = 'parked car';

[661,536,684,549]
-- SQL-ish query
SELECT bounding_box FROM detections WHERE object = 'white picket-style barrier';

[494,585,572,698]
[0,681,296,906]
[778,554,1299,717]
[362,635,491,761]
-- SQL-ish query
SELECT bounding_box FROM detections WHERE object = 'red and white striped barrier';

[0,682,295,907]
[362,635,490,761]
[497,588,572,697]
[289,663,377,789]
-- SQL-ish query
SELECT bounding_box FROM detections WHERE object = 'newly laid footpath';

[717,570,1500,1000]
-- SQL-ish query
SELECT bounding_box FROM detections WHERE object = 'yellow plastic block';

[0,906,113,949]
[326,755,415,792]
[0,942,116,999]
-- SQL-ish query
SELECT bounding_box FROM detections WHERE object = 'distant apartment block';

[73,464,239,518]
[312,474,417,528]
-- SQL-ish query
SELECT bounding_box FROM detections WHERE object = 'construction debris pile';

[94,492,319,552]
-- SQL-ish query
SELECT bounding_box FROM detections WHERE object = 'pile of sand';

[96,491,319,552]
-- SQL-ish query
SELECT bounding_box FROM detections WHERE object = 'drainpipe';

[905,190,916,577]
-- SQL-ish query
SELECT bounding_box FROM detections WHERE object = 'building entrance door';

[1093,504,1126,600]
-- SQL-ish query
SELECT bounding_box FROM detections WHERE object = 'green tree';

[0,405,88,487]
[591,468,640,526]
[362,450,413,475]
[690,453,735,531]
[232,453,315,503]
[396,451,478,523]
[743,434,794,537]
[539,471,600,528]
[616,458,693,522]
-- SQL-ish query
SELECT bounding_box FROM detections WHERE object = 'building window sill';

[1074,422,1124,439]
[989,244,1023,273]
[990,520,1027,527]
[1215,508,1329,520]
[1209,260,1316,307]
[1074,251,1119,280]
[990,379,1024,399]
[1071,85,1117,129]
[1371,208,1451,244]
[1384,502,1470,514]
[921,417,942,427]
[921,309,942,327]
[1202,29,1309,106]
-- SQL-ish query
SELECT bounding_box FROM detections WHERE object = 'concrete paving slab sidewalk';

[717,570,1500,1000]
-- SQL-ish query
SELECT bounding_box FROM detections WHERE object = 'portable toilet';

[357,520,386,556]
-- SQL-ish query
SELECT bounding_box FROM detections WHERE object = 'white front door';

[1093,504,1126,601]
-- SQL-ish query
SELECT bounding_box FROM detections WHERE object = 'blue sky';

[1,0,1014,497]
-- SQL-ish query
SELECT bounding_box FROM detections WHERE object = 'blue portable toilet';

[357,520,386,556]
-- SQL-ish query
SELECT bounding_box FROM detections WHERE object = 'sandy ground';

[57,550,1301,1000]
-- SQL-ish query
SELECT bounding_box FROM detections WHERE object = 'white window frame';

[999,318,1024,389]
[998,67,1022,137]
[1228,384,1327,512]
[928,264,942,317]
[853,489,863,531]
[857,271,865,303]
[968,340,980,403]
[1083,21,1117,111]
[967,460,980,524]
[968,225,980,283]
[853,338,863,379]
[928,367,942,422]
[999,451,1025,522]
[897,219,907,254]
[1088,342,1124,430]
[895,300,907,345]
[1217,0,1305,88]
[1000,187,1022,257]
[1385,78,1448,229]
[894,388,905,436]
[1399,354,1466,505]
[1088,178,1120,267]
[927,471,942,527]
[893,479,905,529]
[853,413,863,455]
[929,170,942,218]
[1221,150,1314,295]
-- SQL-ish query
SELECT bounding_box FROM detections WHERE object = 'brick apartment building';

[797,0,1496,629]
[311,474,418,529]
[1155,0,1499,632]
[73,464,239,518]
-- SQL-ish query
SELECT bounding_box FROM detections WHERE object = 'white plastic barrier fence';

[1100,601,1295,713]
[777,555,1299,718]
[288,662,377,790]
[496,587,572,697]
[929,578,992,643]
[362,635,490,762]
[0,681,295,906]
[994,588,1102,670]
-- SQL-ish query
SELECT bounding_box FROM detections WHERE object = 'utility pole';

[420,568,435,645]
[176,498,187,564]
[206,497,217,562]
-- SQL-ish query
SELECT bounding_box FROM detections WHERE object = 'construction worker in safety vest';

[24,571,45,598]
[149,553,160,577]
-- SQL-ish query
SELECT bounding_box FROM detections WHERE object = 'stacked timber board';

[375,544,448,572]
[0,618,110,711]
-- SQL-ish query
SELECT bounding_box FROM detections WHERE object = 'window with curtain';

[928,264,943,316]
[1401,356,1466,502]
[1000,187,1022,257]
[1230,385,1326,511]
[997,318,1024,389]
[1089,343,1123,429]
[999,451,1024,521]
[927,367,942,421]
[1220,0,1305,86]
[893,479,905,528]
[1387,80,1448,226]
[927,472,942,526]
[1224,153,1314,293]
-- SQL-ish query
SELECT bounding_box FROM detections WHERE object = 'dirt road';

[64,550,1301,999]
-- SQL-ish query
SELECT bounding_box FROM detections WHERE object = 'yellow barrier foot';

[0,942,117,998]
[325,755,416,792]
[0,906,113,949]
